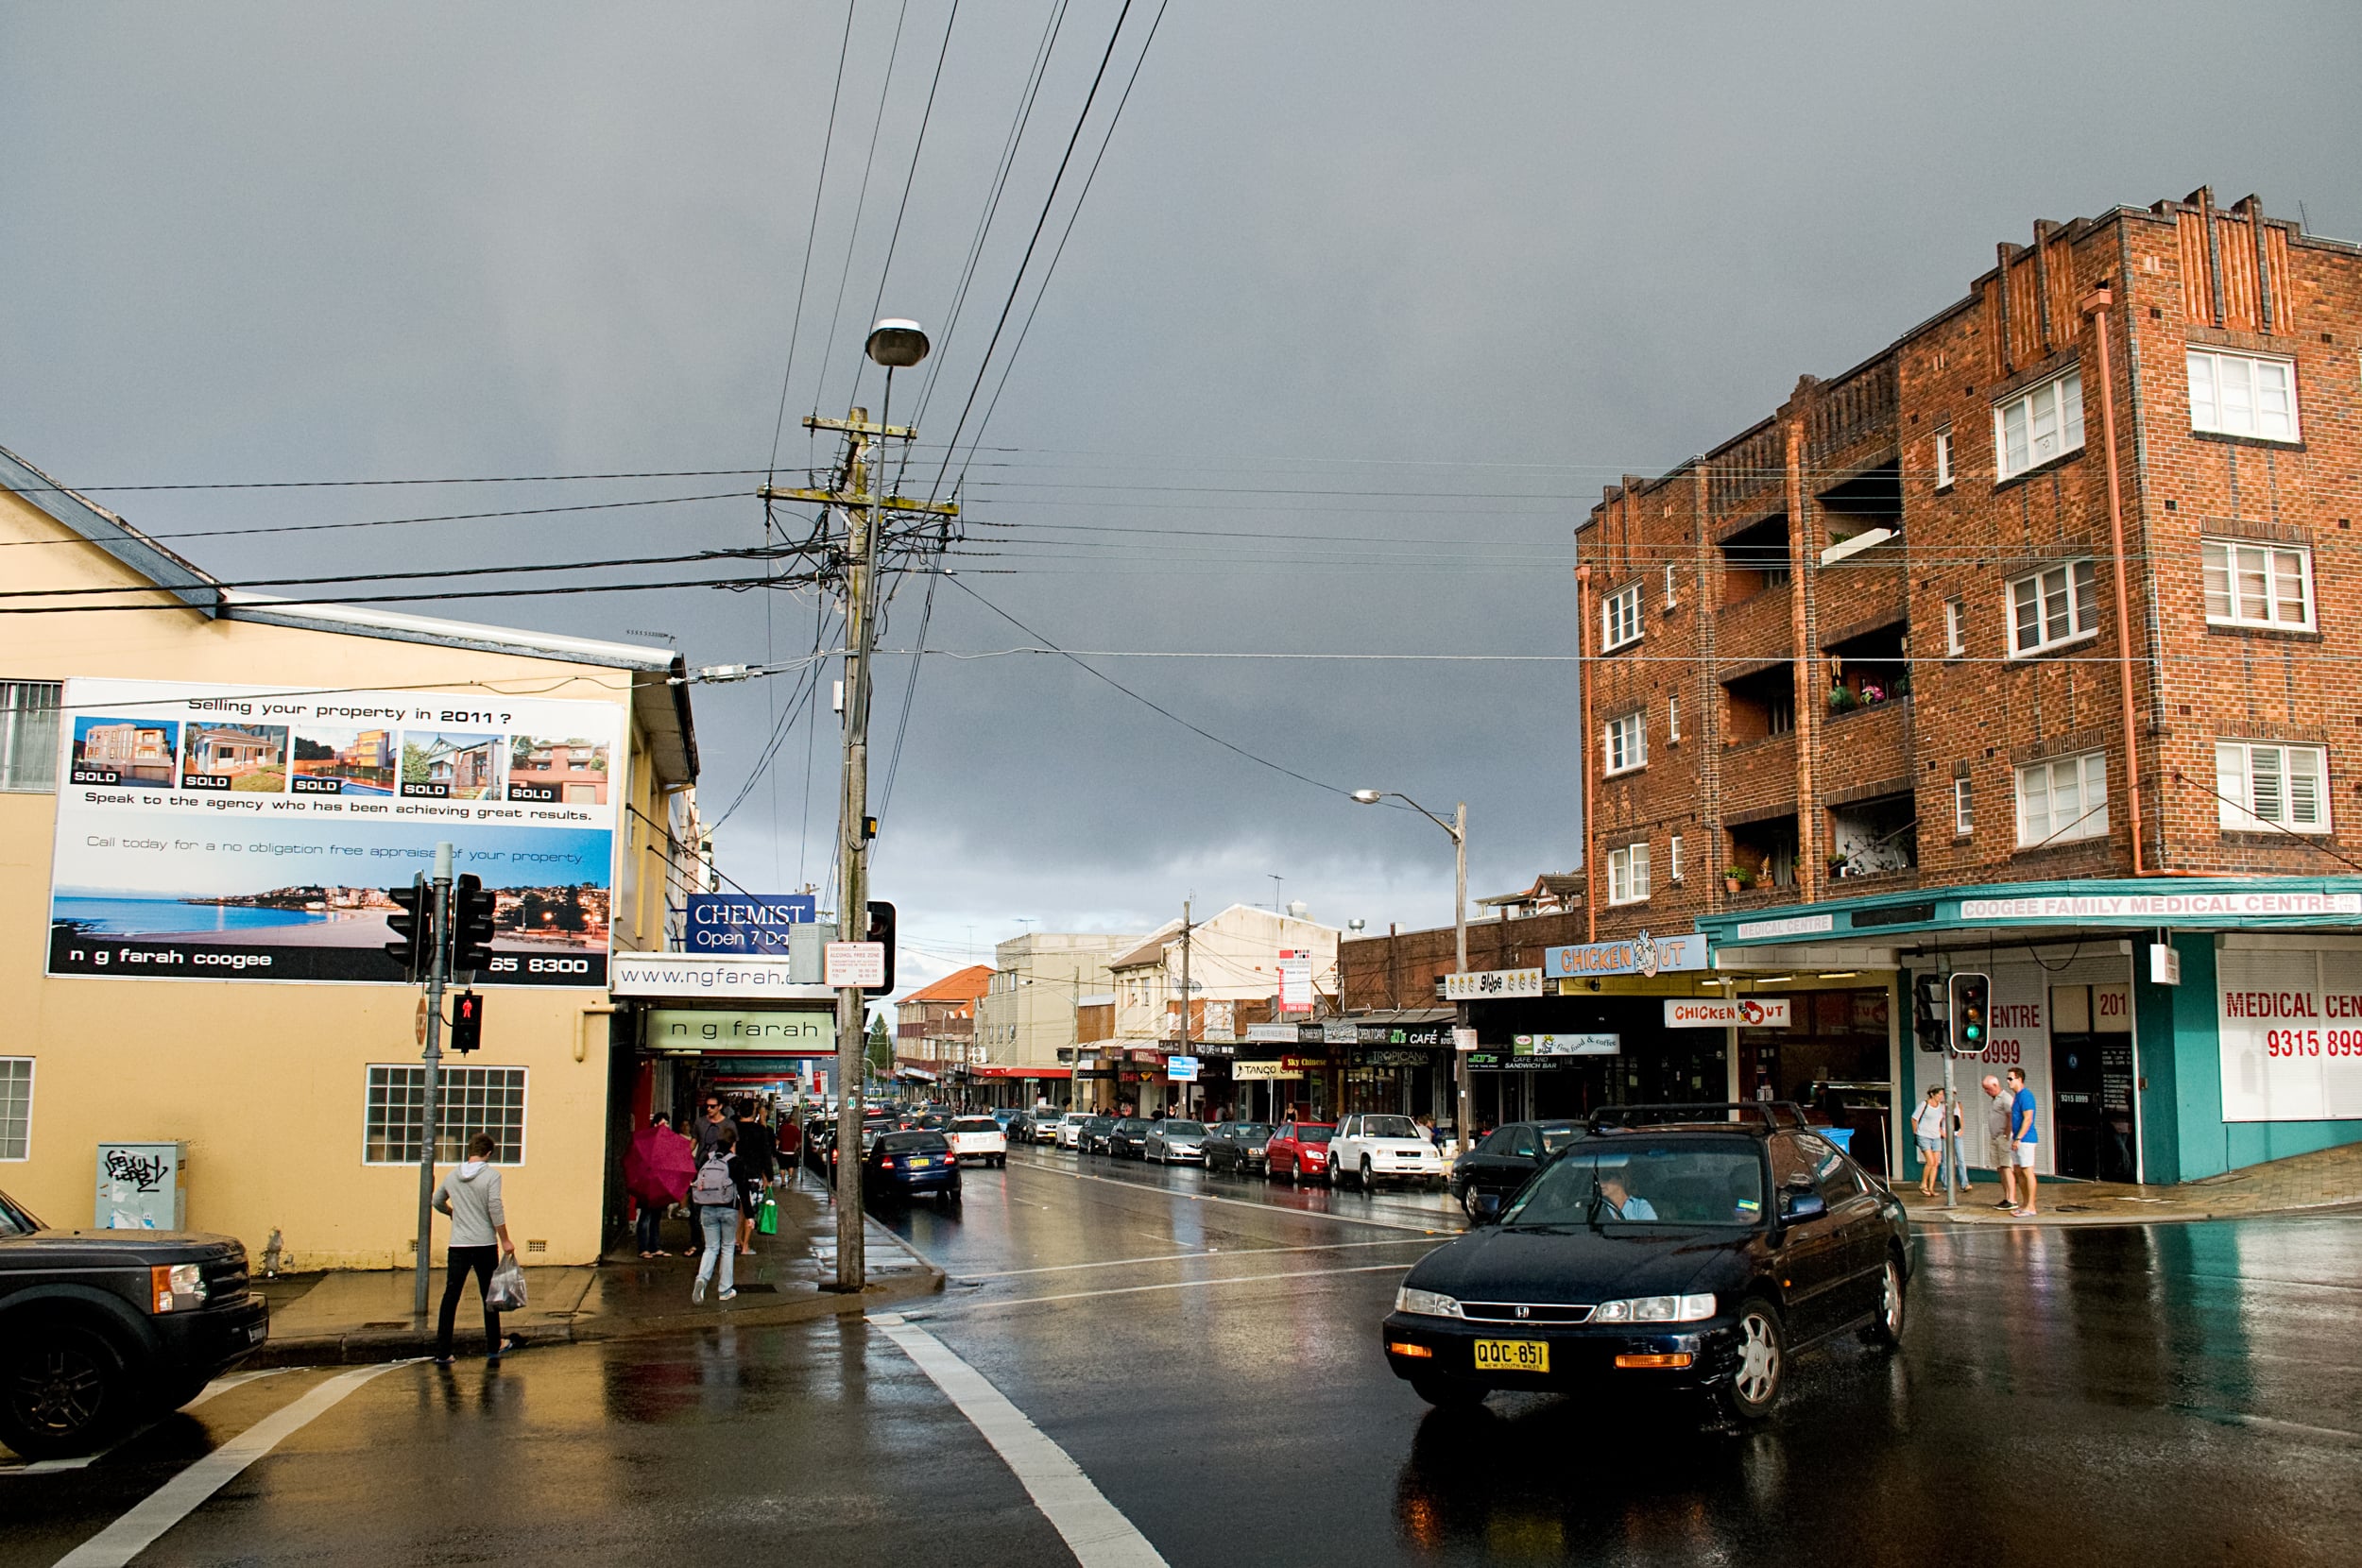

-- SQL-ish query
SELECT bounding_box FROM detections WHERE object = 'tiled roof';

[903,963,997,1003]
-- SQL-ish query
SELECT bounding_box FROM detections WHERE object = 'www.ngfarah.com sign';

[47,677,622,986]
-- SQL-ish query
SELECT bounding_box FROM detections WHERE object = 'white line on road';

[957,1235,1438,1282]
[928,1259,1423,1314]
[1027,1162,1448,1235]
[54,1361,403,1568]
[183,1367,294,1410]
[869,1314,1169,1568]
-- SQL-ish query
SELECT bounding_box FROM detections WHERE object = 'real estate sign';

[48,677,622,986]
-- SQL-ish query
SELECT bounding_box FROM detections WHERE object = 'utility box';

[789,920,838,984]
[95,1141,188,1231]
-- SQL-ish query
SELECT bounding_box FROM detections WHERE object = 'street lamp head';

[864,318,931,368]
[1350,789,1382,805]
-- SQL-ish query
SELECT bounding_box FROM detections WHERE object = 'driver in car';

[1599,1167,1658,1220]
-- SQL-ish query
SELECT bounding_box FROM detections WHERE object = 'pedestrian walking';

[688,1096,731,1254]
[431,1133,517,1365]
[688,1126,746,1304]
[1982,1075,2018,1210]
[1911,1087,1947,1196]
[627,1113,692,1257]
[2007,1066,2041,1217]
[735,1100,777,1254]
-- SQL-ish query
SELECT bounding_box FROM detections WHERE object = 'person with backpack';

[688,1125,746,1304]
[431,1132,517,1364]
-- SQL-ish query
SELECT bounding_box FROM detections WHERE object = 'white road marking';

[869,1314,1169,1568]
[53,1362,403,1568]
[957,1235,1437,1282]
[183,1367,294,1410]
[1026,1162,1446,1235]
[927,1259,1424,1314]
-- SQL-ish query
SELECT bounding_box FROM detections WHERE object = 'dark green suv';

[0,1188,269,1457]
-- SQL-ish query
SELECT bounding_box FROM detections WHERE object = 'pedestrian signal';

[1947,972,1991,1057]
[450,990,486,1054]
[385,875,430,980]
[452,873,498,974]
[864,901,897,995]
[1911,972,1947,1053]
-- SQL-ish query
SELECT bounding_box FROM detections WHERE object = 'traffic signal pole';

[412,841,454,1320]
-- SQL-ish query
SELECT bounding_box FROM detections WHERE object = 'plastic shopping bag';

[486,1254,528,1312]
[757,1193,779,1236]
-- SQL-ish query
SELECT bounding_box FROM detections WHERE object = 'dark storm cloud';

[5,1,2356,972]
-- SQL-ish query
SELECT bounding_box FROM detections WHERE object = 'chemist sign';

[684,893,816,955]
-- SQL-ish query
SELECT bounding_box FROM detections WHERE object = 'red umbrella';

[625,1125,696,1205]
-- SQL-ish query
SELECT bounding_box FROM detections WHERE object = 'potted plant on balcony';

[1827,851,1851,878]
[1723,865,1755,895]
[1828,685,1858,714]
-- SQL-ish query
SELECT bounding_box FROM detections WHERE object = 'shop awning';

[963,1065,1071,1080]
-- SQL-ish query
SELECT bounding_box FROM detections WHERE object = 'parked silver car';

[1143,1118,1208,1164]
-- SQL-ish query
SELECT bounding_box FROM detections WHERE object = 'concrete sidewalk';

[247,1181,940,1366]
[1896,1138,2362,1227]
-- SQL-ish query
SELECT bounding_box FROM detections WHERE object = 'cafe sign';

[1443,967,1546,999]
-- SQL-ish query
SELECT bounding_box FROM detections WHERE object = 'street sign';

[824,941,886,989]
[1168,1056,1200,1082]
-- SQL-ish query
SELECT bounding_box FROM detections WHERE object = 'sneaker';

[692,1277,708,1304]
[719,1288,738,1302]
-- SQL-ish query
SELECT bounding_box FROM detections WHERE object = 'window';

[1668,693,1681,741]
[1,681,60,793]
[1601,584,1643,652]
[1993,368,2084,480]
[1607,843,1651,905]
[2216,741,2331,832]
[2187,349,2297,441]
[1944,600,1965,656]
[1664,564,1679,609]
[2202,540,2314,630]
[364,1065,527,1164]
[1669,834,1685,882]
[1953,776,1973,836]
[2015,752,2110,847]
[1767,692,1794,737]
[2008,560,2098,656]
[1604,711,1646,775]
[0,1058,29,1160]
[1934,429,1954,489]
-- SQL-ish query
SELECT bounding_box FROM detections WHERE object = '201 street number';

[1472,1338,1549,1372]
[2265,1029,2362,1058]
[487,956,591,975]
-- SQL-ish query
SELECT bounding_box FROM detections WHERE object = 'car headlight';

[1589,1292,1715,1323]
[1395,1287,1463,1319]
[150,1262,209,1313]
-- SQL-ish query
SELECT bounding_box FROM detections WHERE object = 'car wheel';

[1462,1186,1483,1220]
[1287,1160,1299,1186]
[1361,1157,1376,1190]
[1716,1298,1786,1424]
[0,1323,134,1459]
[1861,1254,1907,1348]
[1409,1374,1485,1410]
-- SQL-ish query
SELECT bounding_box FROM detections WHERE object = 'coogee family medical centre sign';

[48,677,623,986]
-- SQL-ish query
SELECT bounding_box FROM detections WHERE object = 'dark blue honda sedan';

[864,1130,962,1206]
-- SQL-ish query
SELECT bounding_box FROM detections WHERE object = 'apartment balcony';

[1720,730,1796,822]
[1714,578,1794,673]
[1818,690,1912,799]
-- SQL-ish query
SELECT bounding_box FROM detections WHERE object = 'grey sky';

[6,1,2357,992]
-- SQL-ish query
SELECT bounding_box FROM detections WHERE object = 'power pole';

[761,388,954,1295]
[1176,899,1192,1117]
[411,840,454,1320]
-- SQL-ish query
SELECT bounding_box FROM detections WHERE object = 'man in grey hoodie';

[432,1133,516,1365]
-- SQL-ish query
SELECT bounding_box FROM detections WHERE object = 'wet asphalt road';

[7,1145,2362,1566]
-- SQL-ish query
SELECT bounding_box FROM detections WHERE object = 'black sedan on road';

[864,1131,962,1206]
[1449,1120,1583,1218]
[1107,1117,1154,1160]
[1202,1121,1272,1176]
[1384,1110,1909,1423]
[1081,1115,1117,1154]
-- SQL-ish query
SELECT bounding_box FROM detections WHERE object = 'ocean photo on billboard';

[51,897,324,938]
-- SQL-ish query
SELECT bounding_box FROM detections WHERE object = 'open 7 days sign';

[1664,997,1791,1030]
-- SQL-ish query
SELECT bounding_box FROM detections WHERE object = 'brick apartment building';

[1357,190,2360,1185]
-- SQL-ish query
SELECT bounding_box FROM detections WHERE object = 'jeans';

[635,1202,664,1253]
[694,1207,737,1296]
[436,1245,501,1357]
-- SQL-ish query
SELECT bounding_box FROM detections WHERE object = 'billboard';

[47,678,623,987]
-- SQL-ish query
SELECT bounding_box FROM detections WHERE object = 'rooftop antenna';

[1267,873,1283,912]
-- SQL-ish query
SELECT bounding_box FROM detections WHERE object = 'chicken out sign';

[1663,997,1791,1029]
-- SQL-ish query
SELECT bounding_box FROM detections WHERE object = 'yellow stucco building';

[0,442,703,1268]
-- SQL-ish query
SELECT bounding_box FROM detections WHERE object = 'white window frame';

[1944,599,1966,657]
[2014,751,2110,848]
[1668,692,1681,741]
[1669,834,1685,882]
[1993,368,2085,480]
[1664,564,1678,609]
[0,1057,31,1161]
[2215,741,2331,833]
[1607,843,1652,906]
[1603,711,1647,776]
[2007,559,2098,656]
[1934,429,1954,489]
[1600,583,1644,653]
[1953,776,1973,836]
[363,1064,529,1166]
[2186,349,2298,442]
[2202,539,2315,631]
[1,681,61,793]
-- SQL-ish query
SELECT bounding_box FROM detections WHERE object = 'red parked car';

[1267,1120,1336,1185]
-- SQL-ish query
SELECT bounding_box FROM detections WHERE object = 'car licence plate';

[908,1157,933,1167]
[1472,1338,1549,1372]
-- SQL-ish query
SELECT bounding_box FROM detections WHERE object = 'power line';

[858,0,964,391]
[0,544,825,603]
[0,573,828,616]
[0,489,749,550]
[812,0,914,416]
[766,0,860,485]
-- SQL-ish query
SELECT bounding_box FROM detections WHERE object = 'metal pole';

[1941,1048,1960,1211]
[832,393,881,1293]
[1177,899,1191,1118]
[412,841,454,1320]
[1452,803,1471,1156]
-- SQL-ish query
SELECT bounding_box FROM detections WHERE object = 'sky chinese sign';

[48,677,621,986]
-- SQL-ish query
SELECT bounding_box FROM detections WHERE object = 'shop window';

[365,1065,527,1165]
[2187,349,2298,441]
[2008,560,2098,656]
[1994,368,2084,480]
[2015,752,2109,847]
[0,1058,30,1160]
[0,681,60,793]
[2202,540,2314,630]
[2215,741,2330,832]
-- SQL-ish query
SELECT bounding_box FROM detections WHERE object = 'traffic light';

[1948,972,1992,1057]
[452,873,498,974]
[864,900,896,995]
[385,875,430,980]
[449,990,486,1054]
[1911,972,1947,1052]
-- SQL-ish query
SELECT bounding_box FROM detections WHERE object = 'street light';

[864,318,931,368]
[1353,789,1470,1153]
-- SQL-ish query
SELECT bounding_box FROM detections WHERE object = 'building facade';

[1099,905,1341,1116]
[967,931,1140,1109]
[893,963,994,1088]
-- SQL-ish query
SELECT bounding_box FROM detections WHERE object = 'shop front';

[956,1063,1072,1112]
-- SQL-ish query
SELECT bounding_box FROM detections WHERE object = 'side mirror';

[1472,1192,1504,1225]
[1780,1190,1828,1222]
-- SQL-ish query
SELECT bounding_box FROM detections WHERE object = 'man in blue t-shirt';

[2007,1066,2039,1217]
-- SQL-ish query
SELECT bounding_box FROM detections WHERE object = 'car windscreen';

[1502,1142,1765,1227]
[1361,1115,1420,1139]
[1227,1123,1272,1140]
[951,1118,1001,1133]
[1296,1125,1335,1144]
[877,1132,950,1153]
[1162,1121,1206,1136]
[1537,1124,1583,1152]
[0,1190,39,1236]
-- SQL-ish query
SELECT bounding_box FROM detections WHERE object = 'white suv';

[1054,1112,1092,1150]
[1329,1113,1447,1191]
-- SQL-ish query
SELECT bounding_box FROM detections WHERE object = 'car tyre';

[1361,1156,1376,1190]
[1286,1160,1300,1187]
[1715,1297,1786,1425]
[1860,1253,1907,1349]
[0,1323,135,1459]
[1409,1374,1485,1410]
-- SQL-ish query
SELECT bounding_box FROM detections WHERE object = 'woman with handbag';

[432,1133,519,1364]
